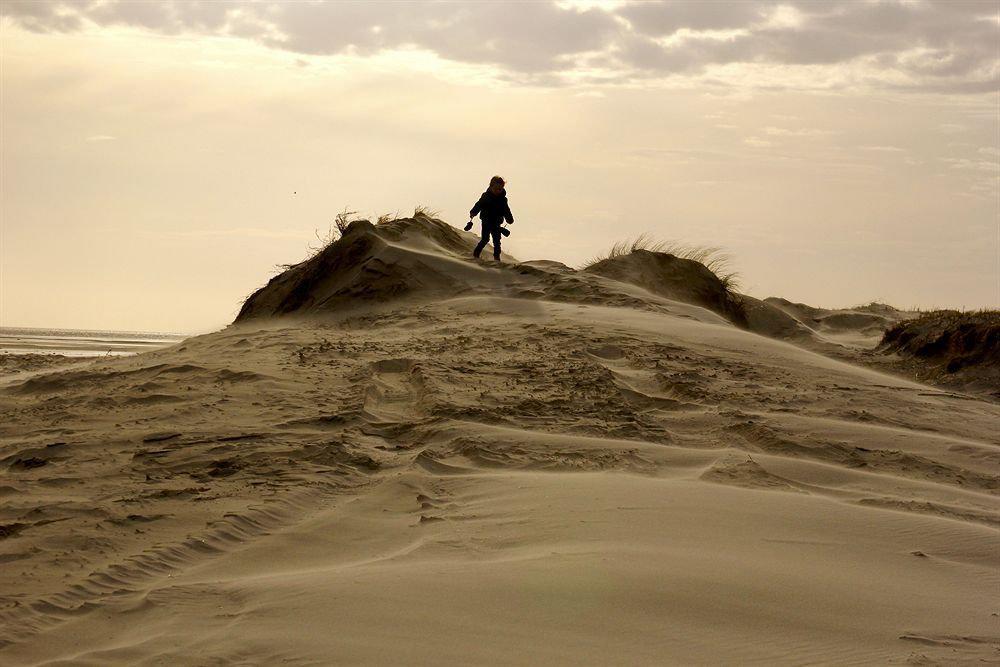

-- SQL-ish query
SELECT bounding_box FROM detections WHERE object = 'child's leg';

[490,224,502,259]
[473,223,490,257]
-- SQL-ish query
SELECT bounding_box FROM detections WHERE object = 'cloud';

[2,0,997,93]
[762,126,832,137]
[84,134,116,142]
[859,145,906,153]
[941,157,1000,172]
[619,1,766,34]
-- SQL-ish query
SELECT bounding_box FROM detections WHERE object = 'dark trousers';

[474,219,501,259]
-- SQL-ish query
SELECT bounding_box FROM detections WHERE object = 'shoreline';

[0,327,188,358]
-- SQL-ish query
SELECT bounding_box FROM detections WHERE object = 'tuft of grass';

[850,301,906,315]
[582,234,747,326]
[261,204,443,288]
[303,208,367,257]
[889,309,1000,327]
[851,302,997,317]
[266,207,415,276]
[333,208,360,236]
[583,234,665,264]
[375,211,399,225]
[583,234,741,292]
[413,205,440,219]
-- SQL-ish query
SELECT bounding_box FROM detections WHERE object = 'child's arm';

[503,201,514,224]
[470,195,484,220]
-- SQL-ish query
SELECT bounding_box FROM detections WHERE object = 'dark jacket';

[470,189,514,225]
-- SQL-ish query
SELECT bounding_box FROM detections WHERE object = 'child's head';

[489,175,505,195]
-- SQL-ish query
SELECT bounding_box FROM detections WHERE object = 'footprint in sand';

[586,346,704,412]
[363,358,426,423]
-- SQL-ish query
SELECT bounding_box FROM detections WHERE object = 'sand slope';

[2,217,998,665]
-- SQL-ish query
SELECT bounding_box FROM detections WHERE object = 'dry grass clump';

[584,234,741,292]
[852,302,903,314]
[582,234,747,327]
[300,209,364,259]
[879,309,1000,373]
[413,205,441,219]
[886,309,999,328]
[270,208,366,274]
[271,206,436,276]
[272,205,440,275]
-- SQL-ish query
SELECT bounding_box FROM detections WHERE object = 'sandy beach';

[1,216,996,665]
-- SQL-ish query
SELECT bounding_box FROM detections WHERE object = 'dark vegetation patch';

[0,523,28,539]
[9,457,48,471]
[876,310,1000,397]
[879,310,1000,373]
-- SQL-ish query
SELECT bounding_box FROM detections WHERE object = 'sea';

[0,327,189,357]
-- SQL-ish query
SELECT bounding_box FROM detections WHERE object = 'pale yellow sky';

[1,1,998,332]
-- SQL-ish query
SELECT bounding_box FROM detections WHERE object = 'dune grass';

[301,208,364,260]
[583,234,741,292]
[413,205,441,219]
[851,302,997,317]
[851,301,902,314]
[582,234,748,326]
[276,206,439,276]
[888,309,1000,329]
[879,309,1000,374]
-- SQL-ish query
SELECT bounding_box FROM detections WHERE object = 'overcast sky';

[2,0,998,332]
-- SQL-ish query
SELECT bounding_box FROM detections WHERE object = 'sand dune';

[2,215,997,665]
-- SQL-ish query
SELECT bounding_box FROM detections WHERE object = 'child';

[466,175,514,261]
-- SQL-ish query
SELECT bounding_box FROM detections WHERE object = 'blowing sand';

[1,216,997,665]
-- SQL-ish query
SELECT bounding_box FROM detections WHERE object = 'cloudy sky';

[2,0,997,332]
